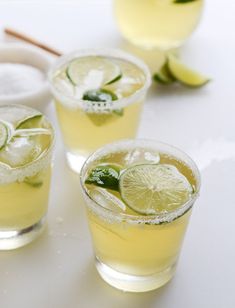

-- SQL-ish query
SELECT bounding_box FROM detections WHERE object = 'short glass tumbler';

[0,104,54,250]
[49,49,151,173]
[80,139,200,292]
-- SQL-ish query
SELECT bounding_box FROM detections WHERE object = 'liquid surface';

[85,147,196,216]
[52,55,146,104]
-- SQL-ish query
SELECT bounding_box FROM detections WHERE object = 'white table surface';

[0,1,235,307]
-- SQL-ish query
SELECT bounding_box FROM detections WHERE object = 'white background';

[0,0,235,307]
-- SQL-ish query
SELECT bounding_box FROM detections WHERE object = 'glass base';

[95,258,176,292]
[66,151,88,174]
[0,217,46,250]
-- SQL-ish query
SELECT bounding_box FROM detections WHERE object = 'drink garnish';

[119,164,193,215]
[83,89,118,102]
[85,164,121,191]
[66,57,122,86]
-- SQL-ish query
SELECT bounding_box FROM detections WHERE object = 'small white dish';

[0,43,53,111]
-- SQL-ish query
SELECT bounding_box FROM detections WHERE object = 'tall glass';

[0,105,54,250]
[114,0,204,50]
[49,49,151,173]
[80,139,200,292]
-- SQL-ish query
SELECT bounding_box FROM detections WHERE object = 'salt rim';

[48,48,152,111]
[0,105,55,185]
[80,139,201,225]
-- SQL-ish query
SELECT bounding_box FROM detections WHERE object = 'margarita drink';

[81,140,200,292]
[0,105,54,250]
[49,49,151,172]
[114,0,204,50]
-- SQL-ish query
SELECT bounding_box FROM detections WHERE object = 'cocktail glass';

[49,49,151,173]
[80,139,200,292]
[0,104,54,250]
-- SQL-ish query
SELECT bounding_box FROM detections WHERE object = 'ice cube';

[89,187,126,213]
[125,148,160,166]
[84,70,104,89]
[0,136,42,167]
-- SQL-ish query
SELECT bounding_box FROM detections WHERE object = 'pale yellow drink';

[88,205,191,276]
[81,140,200,292]
[114,0,204,49]
[49,49,151,172]
[0,105,54,250]
[0,168,51,230]
[55,99,142,157]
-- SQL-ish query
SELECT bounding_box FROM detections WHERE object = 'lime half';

[119,164,193,215]
[66,57,122,86]
[167,55,210,87]
[0,121,9,150]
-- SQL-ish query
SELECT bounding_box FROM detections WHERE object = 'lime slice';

[0,106,42,129]
[89,187,126,212]
[112,109,123,116]
[167,55,210,87]
[153,62,176,85]
[24,173,43,188]
[66,57,122,86]
[119,164,193,215]
[14,128,51,137]
[87,111,122,127]
[17,114,43,129]
[85,164,121,191]
[0,121,9,150]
